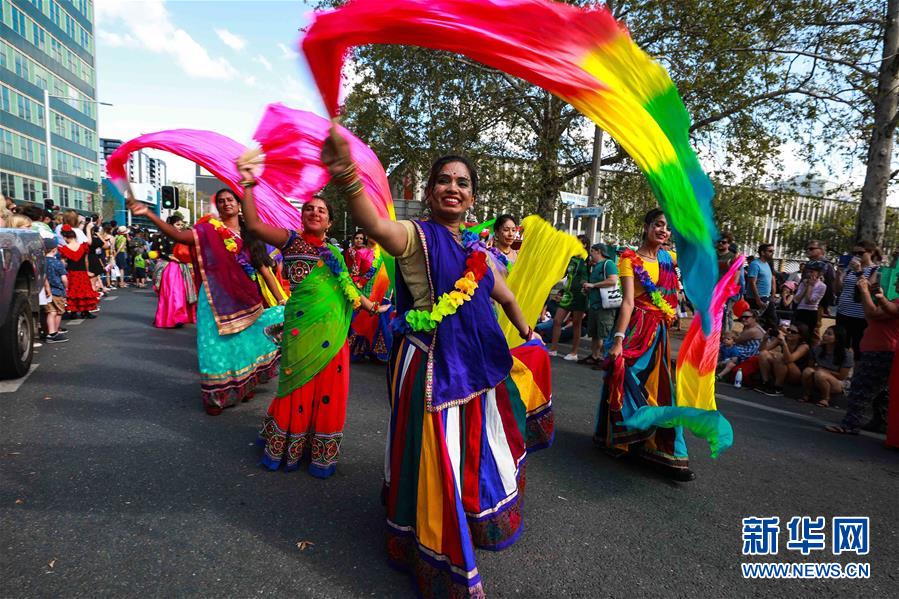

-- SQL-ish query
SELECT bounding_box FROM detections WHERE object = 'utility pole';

[585,125,604,243]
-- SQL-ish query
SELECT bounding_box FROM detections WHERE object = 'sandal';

[798,396,812,403]
[578,356,599,366]
[815,400,830,408]
[824,425,859,435]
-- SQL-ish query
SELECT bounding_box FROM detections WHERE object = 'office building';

[1,0,99,213]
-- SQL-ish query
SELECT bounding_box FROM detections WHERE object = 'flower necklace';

[200,216,240,254]
[393,229,488,334]
[622,248,677,322]
[317,242,365,310]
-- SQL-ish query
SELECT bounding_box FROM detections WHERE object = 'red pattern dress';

[58,242,99,313]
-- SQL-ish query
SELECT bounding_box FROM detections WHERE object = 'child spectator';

[133,249,148,288]
[718,332,740,366]
[44,238,69,344]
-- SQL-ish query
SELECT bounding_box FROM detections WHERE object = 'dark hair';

[855,239,882,262]
[577,234,591,249]
[823,325,849,367]
[237,217,274,270]
[352,230,367,243]
[758,243,774,254]
[641,208,665,239]
[494,214,517,234]
[302,196,335,222]
[214,188,238,204]
[20,204,43,221]
[425,155,479,198]
[166,214,184,225]
[718,230,734,243]
[791,322,812,346]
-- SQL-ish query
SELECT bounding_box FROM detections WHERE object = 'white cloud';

[215,28,246,52]
[96,30,136,47]
[254,54,273,72]
[95,0,237,80]
[278,42,300,60]
[244,76,257,87]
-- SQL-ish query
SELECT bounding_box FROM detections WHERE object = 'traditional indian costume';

[153,238,197,328]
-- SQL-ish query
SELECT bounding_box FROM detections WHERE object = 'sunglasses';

[806,246,820,251]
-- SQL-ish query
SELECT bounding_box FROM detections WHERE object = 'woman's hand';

[237,162,255,185]
[321,122,353,177]
[608,336,623,358]
[126,197,149,217]
[856,277,869,295]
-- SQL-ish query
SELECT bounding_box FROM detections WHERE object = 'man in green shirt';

[581,243,619,366]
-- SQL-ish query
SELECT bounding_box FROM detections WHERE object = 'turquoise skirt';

[196,284,283,411]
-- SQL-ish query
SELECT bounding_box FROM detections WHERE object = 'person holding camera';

[793,262,827,332]
[834,240,881,357]
[826,274,899,435]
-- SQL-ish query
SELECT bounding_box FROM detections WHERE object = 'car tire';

[0,291,34,379]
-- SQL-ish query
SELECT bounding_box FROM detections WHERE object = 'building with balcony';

[1,0,99,214]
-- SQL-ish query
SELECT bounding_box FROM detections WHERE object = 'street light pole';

[42,95,113,210]
[43,90,53,202]
[585,125,604,243]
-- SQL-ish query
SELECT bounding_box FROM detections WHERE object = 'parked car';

[0,228,45,378]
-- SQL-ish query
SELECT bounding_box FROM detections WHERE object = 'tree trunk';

[535,94,564,219]
[857,0,899,245]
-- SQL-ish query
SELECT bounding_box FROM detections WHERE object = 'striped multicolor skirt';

[595,306,688,470]
[385,334,552,598]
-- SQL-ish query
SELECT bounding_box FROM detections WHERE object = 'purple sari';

[192,222,264,335]
[395,220,512,411]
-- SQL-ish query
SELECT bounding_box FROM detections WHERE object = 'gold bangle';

[333,163,357,185]
[239,180,256,188]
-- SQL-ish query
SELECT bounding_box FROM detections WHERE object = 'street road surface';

[2,289,897,597]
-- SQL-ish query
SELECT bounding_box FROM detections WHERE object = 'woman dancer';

[152,214,197,328]
[595,208,694,481]
[127,189,282,415]
[236,160,379,477]
[322,126,552,598]
[59,223,99,319]
[489,213,518,277]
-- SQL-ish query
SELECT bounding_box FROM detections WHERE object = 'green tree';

[324,0,886,235]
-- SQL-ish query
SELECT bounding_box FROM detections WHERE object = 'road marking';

[716,392,885,440]
[67,319,84,326]
[103,296,119,301]
[0,364,38,393]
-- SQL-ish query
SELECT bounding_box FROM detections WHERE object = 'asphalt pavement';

[1,288,897,598]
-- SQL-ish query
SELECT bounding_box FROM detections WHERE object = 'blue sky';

[95,0,323,182]
[93,0,886,202]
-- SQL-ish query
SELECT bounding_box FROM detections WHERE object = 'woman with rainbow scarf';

[596,208,695,482]
[127,189,283,415]
[236,160,381,479]
[321,125,552,598]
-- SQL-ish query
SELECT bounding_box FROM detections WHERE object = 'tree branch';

[728,47,878,78]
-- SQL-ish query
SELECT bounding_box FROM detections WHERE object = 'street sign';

[571,206,604,218]
[559,191,588,207]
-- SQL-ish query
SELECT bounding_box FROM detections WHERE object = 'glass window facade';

[1,0,97,213]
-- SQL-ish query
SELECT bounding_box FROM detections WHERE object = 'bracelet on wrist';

[340,177,365,198]
[239,180,256,188]
[333,163,357,185]
[520,326,532,340]
[613,332,625,339]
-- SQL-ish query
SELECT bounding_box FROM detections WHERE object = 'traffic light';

[161,185,179,210]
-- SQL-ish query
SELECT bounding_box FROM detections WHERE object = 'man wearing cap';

[746,243,776,328]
